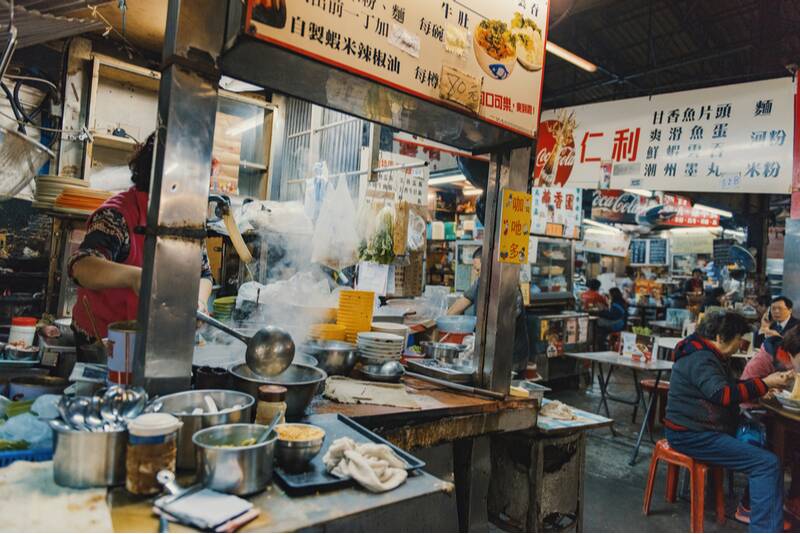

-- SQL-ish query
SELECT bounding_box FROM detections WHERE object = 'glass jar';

[255,385,287,426]
[125,413,182,496]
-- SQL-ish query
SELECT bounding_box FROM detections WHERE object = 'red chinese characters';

[611,128,641,162]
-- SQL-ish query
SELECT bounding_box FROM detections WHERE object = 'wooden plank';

[761,398,800,424]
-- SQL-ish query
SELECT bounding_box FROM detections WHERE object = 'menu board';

[530,187,582,239]
[630,238,668,266]
[498,188,532,264]
[362,150,429,207]
[533,78,794,193]
[713,239,734,264]
[246,0,550,137]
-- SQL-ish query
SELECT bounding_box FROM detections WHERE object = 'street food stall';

[0,0,553,531]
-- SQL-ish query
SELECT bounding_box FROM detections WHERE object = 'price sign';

[439,65,482,113]
[498,188,532,264]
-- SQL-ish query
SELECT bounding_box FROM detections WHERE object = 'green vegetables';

[0,439,29,451]
[359,208,395,265]
[4,400,33,419]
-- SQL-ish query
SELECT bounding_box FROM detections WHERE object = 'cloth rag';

[323,376,420,409]
[322,436,408,492]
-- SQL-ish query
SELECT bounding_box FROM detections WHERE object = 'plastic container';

[436,315,477,334]
[125,413,182,495]
[0,447,53,468]
[8,317,37,346]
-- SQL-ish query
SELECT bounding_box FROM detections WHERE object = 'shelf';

[92,133,138,151]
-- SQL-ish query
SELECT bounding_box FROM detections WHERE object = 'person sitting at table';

[702,286,726,311]
[736,326,800,524]
[664,311,795,532]
[595,288,627,349]
[580,279,608,311]
[683,268,704,295]
[754,296,799,349]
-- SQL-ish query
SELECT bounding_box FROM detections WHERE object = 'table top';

[108,469,452,533]
[761,398,800,423]
[535,399,614,435]
[312,376,538,429]
[565,351,674,372]
[655,336,681,351]
[649,320,683,331]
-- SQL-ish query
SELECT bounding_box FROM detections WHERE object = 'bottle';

[255,385,287,426]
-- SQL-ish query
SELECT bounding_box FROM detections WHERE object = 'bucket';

[107,321,137,385]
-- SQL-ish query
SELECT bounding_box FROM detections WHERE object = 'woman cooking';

[69,133,213,356]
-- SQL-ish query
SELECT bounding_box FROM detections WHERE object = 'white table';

[566,351,674,465]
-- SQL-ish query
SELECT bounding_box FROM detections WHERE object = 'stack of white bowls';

[356,332,404,365]
[371,322,409,349]
[33,175,87,209]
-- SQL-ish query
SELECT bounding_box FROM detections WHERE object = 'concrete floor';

[544,368,752,533]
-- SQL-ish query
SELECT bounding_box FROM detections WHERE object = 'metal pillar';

[475,146,531,394]
[783,218,800,305]
[133,0,223,394]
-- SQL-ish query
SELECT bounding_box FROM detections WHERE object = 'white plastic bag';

[311,179,360,271]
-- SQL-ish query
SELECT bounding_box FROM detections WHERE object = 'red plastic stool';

[640,379,670,430]
[643,439,725,532]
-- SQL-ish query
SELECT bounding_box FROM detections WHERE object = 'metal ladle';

[196,311,295,377]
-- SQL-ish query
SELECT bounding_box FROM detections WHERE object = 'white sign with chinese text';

[361,149,429,207]
[534,78,794,193]
[247,0,549,138]
[530,187,582,239]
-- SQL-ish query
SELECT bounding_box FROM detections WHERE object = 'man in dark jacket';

[754,296,800,349]
[665,311,794,532]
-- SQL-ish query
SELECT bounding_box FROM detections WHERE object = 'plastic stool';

[643,439,725,532]
[640,379,670,430]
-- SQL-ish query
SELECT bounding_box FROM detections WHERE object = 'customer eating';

[594,287,627,349]
[736,326,800,524]
[68,133,214,355]
[580,279,608,311]
[664,311,795,532]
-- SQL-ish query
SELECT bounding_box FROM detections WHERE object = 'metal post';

[133,0,224,394]
[475,146,531,394]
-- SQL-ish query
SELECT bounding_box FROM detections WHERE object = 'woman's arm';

[71,255,141,294]
[447,297,472,316]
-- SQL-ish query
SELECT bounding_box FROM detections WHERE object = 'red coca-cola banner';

[591,190,720,227]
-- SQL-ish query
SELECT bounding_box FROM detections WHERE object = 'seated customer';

[683,268,705,295]
[702,286,726,311]
[581,279,608,311]
[737,327,800,524]
[664,311,794,532]
[754,296,800,349]
[595,288,627,349]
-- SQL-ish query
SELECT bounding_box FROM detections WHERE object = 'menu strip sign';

[629,238,669,266]
[534,78,794,193]
[246,0,550,138]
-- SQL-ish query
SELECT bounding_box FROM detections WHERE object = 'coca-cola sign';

[592,190,720,227]
[532,119,576,187]
[591,190,651,223]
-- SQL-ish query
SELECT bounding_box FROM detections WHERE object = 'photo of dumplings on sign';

[473,12,544,80]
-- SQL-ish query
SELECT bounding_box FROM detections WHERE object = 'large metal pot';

[193,423,277,496]
[300,340,357,376]
[229,363,326,419]
[157,389,254,471]
[420,341,466,364]
[52,426,127,488]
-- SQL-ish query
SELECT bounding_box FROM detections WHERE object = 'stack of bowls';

[337,290,374,343]
[371,322,410,349]
[53,186,112,215]
[33,175,87,209]
[308,323,346,341]
[357,332,404,365]
[213,296,236,320]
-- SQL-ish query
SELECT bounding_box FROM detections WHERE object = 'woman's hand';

[763,370,795,390]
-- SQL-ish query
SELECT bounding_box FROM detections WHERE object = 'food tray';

[406,358,475,384]
[273,413,425,495]
[0,447,53,468]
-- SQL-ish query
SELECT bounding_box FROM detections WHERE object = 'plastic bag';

[304,162,331,224]
[406,211,426,252]
[358,206,395,265]
[0,412,53,449]
[311,178,360,270]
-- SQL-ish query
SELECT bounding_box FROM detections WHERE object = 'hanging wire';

[4,74,58,93]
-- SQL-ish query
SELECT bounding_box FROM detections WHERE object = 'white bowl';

[473,24,516,81]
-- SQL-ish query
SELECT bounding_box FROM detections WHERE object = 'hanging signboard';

[533,78,794,193]
[591,190,720,227]
[578,227,631,257]
[498,188,532,264]
[530,187,582,239]
[246,0,549,138]
[361,150,429,207]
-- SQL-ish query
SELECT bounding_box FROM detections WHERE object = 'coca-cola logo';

[592,191,642,214]
[532,120,575,187]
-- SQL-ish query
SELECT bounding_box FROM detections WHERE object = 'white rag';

[322,437,408,493]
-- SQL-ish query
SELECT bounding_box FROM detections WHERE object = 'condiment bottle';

[125,413,182,496]
[255,385,287,426]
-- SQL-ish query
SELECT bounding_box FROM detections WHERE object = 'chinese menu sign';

[534,78,794,193]
[530,187,582,239]
[246,0,550,137]
[361,150,429,207]
[498,188,531,264]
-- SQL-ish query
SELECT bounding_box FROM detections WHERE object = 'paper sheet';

[323,376,420,409]
[357,262,390,296]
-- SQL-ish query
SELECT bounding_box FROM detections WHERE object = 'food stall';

[0,0,550,531]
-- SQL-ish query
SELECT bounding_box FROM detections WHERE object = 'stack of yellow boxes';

[336,290,375,344]
[308,323,346,341]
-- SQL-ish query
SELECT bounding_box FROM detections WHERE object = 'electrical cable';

[1,80,25,133]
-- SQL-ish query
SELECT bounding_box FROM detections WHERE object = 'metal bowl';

[229,363,327,419]
[274,423,325,473]
[420,341,466,364]
[193,423,277,496]
[52,424,127,488]
[293,353,319,368]
[360,363,404,383]
[157,389,255,471]
[300,340,358,376]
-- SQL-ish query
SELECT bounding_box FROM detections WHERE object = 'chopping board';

[0,461,113,532]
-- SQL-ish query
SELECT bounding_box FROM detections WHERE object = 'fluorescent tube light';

[463,189,483,197]
[429,175,467,186]
[693,203,733,219]
[546,41,598,73]
[623,188,654,197]
[584,219,621,233]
